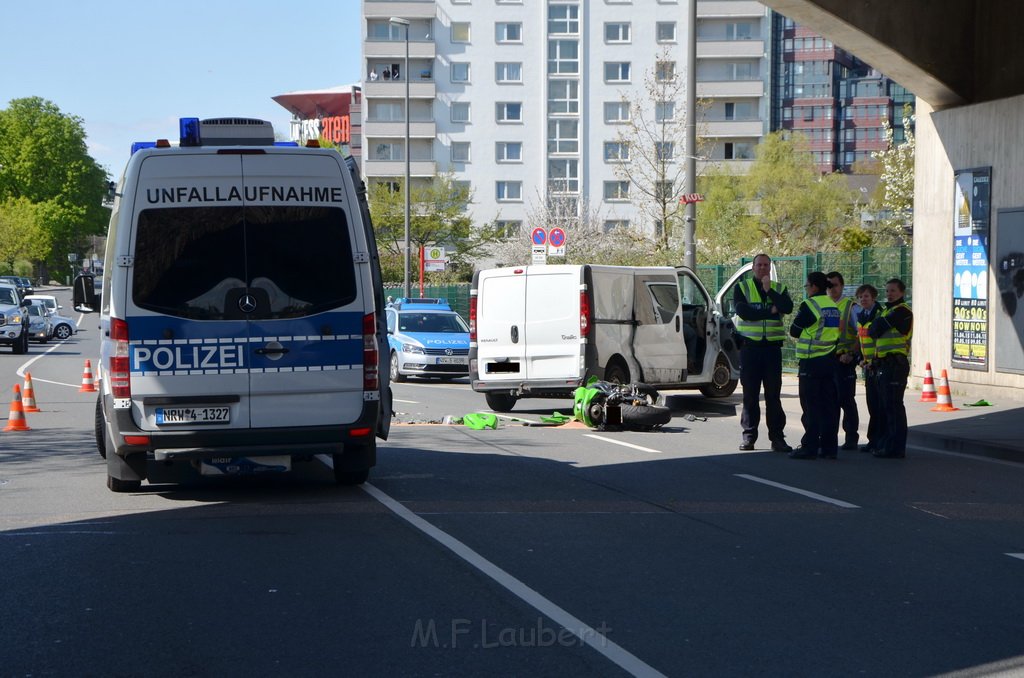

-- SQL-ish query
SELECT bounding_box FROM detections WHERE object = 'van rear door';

[522,266,582,380]
[475,268,528,383]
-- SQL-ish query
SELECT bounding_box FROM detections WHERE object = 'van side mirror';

[73,274,98,313]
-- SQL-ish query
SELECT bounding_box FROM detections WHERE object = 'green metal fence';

[384,284,472,320]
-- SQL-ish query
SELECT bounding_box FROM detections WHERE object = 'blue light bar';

[130,141,156,155]
[274,141,300,147]
[179,117,201,147]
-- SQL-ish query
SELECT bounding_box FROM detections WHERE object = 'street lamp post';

[390,16,412,298]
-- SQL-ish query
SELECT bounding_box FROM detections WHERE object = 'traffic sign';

[548,227,566,248]
[426,246,446,261]
[531,227,547,246]
[531,244,547,265]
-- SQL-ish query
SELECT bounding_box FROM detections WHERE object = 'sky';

[1,0,363,177]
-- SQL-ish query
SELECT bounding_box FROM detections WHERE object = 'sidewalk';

[776,375,1024,463]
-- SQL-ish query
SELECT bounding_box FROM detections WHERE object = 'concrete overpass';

[762,0,1024,400]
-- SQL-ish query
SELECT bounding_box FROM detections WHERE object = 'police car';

[73,116,392,492]
[386,298,470,381]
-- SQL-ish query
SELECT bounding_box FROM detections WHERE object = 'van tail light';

[110,318,131,398]
[362,312,379,390]
[469,292,477,341]
[579,291,591,338]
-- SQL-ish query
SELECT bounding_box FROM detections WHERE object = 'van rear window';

[133,205,357,320]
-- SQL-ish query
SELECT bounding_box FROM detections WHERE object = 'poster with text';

[952,168,991,369]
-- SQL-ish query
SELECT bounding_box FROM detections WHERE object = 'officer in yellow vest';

[826,271,860,450]
[867,278,913,458]
[733,253,794,452]
[788,271,842,459]
[853,284,883,453]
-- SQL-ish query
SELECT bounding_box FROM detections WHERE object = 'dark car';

[0,275,30,299]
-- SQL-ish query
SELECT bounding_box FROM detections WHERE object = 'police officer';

[826,271,860,450]
[853,284,883,453]
[788,271,841,459]
[733,253,794,452]
[868,278,913,459]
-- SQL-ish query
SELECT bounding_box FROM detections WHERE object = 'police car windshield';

[399,312,468,333]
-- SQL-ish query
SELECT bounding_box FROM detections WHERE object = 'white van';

[74,117,391,492]
[469,264,748,411]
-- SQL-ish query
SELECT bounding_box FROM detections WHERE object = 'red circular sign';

[532,227,547,245]
[549,227,565,247]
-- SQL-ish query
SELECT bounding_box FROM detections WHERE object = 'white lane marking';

[908,444,1024,469]
[1007,553,1024,562]
[361,481,668,678]
[392,398,419,404]
[735,474,860,509]
[585,434,662,454]
[16,340,66,378]
[0,530,121,536]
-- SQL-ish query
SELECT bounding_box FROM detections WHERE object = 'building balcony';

[363,80,436,99]
[696,39,765,59]
[362,120,437,139]
[697,159,755,175]
[363,159,437,178]
[696,79,765,98]
[364,39,436,60]
[363,1,436,20]
[702,119,764,137]
[697,1,765,18]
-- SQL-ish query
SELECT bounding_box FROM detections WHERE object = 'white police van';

[74,117,392,492]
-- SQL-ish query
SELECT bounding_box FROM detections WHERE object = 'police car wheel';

[95,397,107,459]
[390,351,407,383]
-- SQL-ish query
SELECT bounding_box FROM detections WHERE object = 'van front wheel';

[698,356,738,398]
[485,392,517,412]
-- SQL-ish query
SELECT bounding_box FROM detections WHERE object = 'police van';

[73,117,392,492]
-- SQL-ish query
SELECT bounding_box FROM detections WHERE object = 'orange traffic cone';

[79,359,98,393]
[930,370,960,412]
[919,362,937,402]
[3,385,31,431]
[22,372,40,413]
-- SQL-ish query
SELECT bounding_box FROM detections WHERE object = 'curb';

[908,430,1024,464]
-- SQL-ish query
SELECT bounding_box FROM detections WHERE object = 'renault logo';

[238,294,257,314]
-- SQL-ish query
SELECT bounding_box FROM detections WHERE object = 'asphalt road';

[2,290,1024,677]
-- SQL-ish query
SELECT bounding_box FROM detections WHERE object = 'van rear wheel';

[485,392,517,412]
[605,362,630,384]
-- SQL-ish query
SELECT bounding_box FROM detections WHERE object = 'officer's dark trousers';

[863,367,884,449]
[835,356,859,446]
[876,354,910,455]
[798,355,839,455]
[740,341,786,444]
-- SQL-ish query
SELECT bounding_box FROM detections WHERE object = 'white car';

[23,294,77,340]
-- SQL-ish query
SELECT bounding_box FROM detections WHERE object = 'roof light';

[305,139,321,148]
[179,117,201,146]
[274,141,299,147]
[155,139,171,148]
[130,141,156,155]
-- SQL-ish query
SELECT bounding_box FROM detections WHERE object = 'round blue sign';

[549,227,565,247]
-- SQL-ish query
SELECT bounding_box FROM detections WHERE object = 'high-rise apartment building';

[360,0,772,239]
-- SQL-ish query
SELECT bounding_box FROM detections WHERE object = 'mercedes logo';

[445,348,453,356]
[238,294,257,314]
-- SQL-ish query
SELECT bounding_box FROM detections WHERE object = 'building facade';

[360,0,773,240]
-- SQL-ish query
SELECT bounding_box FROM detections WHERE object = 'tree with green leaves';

[695,167,759,265]
[0,197,51,273]
[0,97,110,277]
[870,105,915,245]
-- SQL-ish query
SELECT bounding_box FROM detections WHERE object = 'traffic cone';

[930,370,960,412]
[22,372,40,413]
[79,359,98,393]
[919,362,937,402]
[3,385,31,432]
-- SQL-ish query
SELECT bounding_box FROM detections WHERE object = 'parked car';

[0,281,29,354]
[0,275,30,300]
[25,303,52,343]
[24,294,77,340]
[386,298,470,382]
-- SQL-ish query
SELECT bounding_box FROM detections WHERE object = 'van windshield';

[132,205,356,320]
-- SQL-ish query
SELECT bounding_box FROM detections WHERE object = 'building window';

[725,22,754,40]
[605,22,630,43]
[604,101,631,123]
[656,22,676,42]
[451,102,471,123]
[373,143,403,161]
[381,180,401,193]
[655,101,675,122]
[496,102,523,123]
[368,101,403,122]
[548,79,579,114]
[451,62,470,83]
[496,62,523,83]
[655,61,676,82]
[496,181,523,201]
[496,141,522,162]
[495,220,522,239]
[604,141,630,162]
[656,142,674,161]
[604,181,630,201]
[724,101,754,120]
[603,219,629,232]
[547,119,579,153]
[496,22,522,43]
[548,159,579,193]
[548,4,579,35]
[655,181,674,201]
[723,142,754,160]
[452,22,471,43]
[604,62,631,83]
[451,142,471,163]
[548,39,579,74]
